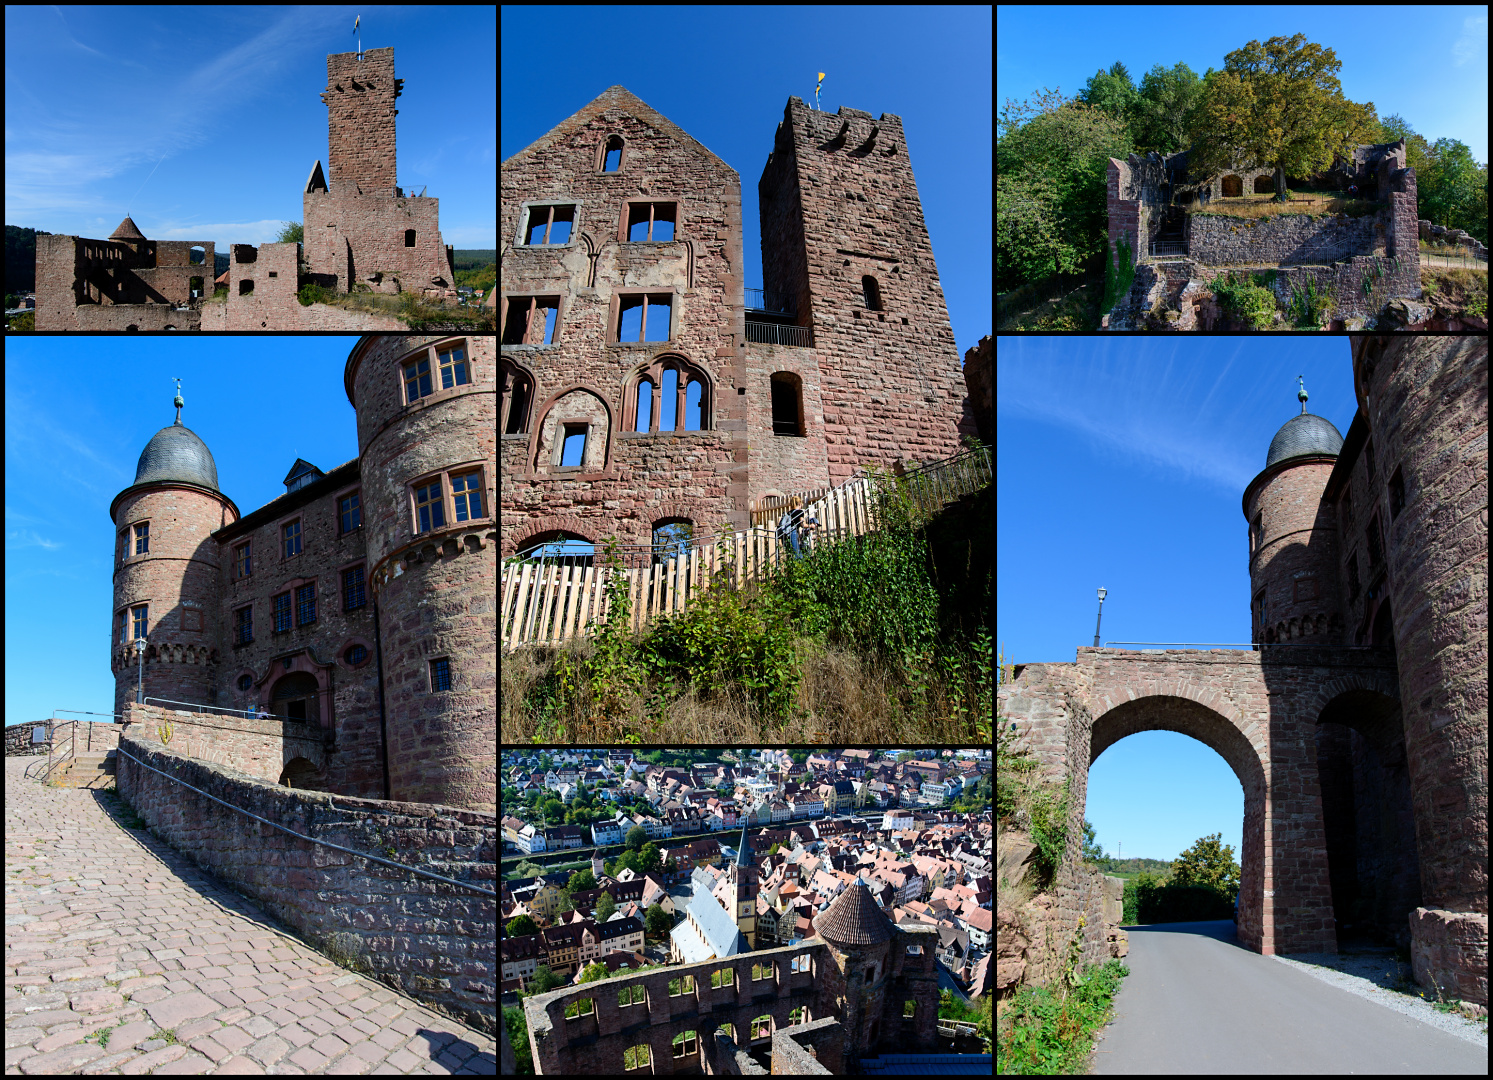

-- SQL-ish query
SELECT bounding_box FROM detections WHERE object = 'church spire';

[734,820,753,869]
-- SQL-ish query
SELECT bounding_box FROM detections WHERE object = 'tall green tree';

[1189,34,1378,201]
[1170,832,1241,895]
[1078,61,1142,130]
[1131,62,1209,155]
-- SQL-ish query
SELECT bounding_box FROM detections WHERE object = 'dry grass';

[1191,190,1379,220]
[500,629,988,744]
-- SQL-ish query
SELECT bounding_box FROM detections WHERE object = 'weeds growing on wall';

[1100,235,1135,315]
[502,464,992,743]
[1286,275,1332,328]
[996,957,1129,1074]
[1209,270,1279,329]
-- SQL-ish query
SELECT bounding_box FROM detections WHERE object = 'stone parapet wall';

[1189,211,1386,266]
[114,734,495,1034]
[5,720,53,756]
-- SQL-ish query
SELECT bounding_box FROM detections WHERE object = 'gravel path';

[4,756,496,1075]
[1270,949,1488,1047]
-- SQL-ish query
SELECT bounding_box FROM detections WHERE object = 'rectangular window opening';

[561,427,587,467]
[503,297,559,345]
[525,204,575,246]
[627,202,676,242]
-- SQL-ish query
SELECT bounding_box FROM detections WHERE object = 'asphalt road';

[1089,919,1487,1074]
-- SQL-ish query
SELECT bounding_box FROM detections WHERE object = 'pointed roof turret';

[110,215,147,240]
[815,876,891,945]
[734,821,753,868]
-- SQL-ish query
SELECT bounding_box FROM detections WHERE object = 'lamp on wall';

[133,637,148,704]
[1093,587,1107,648]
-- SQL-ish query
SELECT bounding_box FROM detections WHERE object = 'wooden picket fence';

[501,444,990,649]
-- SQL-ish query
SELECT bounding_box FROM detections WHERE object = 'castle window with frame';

[237,674,253,692]
[1250,512,1263,554]
[502,362,534,433]
[625,201,676,242]
[273,592,292,633]
[296,583,316,626]
[414,478,446,532]
[132,604,148,640]
[116,609,126,645]
[339,493,361,534]
[134,522,150,555]
[1388,465,1405,520]
[522,204,575,246]
[616,293,672,343]
[625,356,710,432]
[429,657,452,692]
[343,565,366,611]
[283,520,302,558]
[344,643,368,666]
[861,275,883,311]
[770,372,803,436]
[235,604,253,645]
[404,229,416,248]
[452,470,484,521]
[602,134,625,172]
[404,356,434,401]
[503,296,561,346]
[236,541,251,578]
[438,343,469,389]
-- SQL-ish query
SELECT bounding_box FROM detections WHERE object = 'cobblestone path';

[4,757,496,1075]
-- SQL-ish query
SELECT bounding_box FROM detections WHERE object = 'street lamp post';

[133,637,147,705]
[1093,587,1107,648]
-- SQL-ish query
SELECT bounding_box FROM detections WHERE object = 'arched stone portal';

[1087,694,1276,953]
[1002,646,1404,961]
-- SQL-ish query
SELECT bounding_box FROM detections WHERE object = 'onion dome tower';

[1243,377,1346,645]
[109,382,238,721]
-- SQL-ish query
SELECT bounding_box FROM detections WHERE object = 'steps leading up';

[55,749,117,789]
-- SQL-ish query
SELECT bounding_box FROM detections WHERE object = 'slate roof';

[1266,413,1344,469]
[815,876,891,945]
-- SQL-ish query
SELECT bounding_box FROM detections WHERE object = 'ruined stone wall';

[523,942,822,1075]
[1190,211,1386,266]
[1106,155,1161,270]
[500,86,748,555]
[303,189,450,295]
[114,734,495,1034]
[322,48,400,197]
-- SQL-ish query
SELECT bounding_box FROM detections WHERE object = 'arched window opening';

[635,379,653,432]
[862,275,883,310]
[684,379,703,430]
[660,368,678,431]
[1221,174,1243,198]
[770,372,802,436]
[1253,175,1273,195]
[652,520,694,565]
[501,363,533,434]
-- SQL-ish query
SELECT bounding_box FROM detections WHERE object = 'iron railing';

[745,319,813,347]
[1150,241,1189,258]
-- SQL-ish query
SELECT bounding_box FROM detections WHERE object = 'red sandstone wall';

[303,190,451,295]
[759,99,970,484]
[349,336,496,812]
[322,48,399,196]
[500,86,748,554]
[115,733,495,1035]
[111,486,237,721]
[1246,460,1346,644]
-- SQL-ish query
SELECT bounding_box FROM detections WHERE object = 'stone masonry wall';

[1190,211,1386,266]
[761,99,973,484]
[501,86,748,555]
[322,48,400,196]
[121,703,329,789]
[115,734,496,1034]
[350,335,497,813]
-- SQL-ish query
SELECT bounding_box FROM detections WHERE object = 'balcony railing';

[745,320,813,347]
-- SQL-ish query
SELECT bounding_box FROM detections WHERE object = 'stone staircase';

[53,749,118,789]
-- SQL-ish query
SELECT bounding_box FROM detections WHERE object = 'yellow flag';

[817,72,826,84]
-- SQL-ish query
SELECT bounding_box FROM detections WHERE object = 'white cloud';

[1452,14,1488,66]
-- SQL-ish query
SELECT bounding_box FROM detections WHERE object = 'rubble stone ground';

[3,756,497,1075]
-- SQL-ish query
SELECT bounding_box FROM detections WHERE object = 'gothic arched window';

[624,356,711,433]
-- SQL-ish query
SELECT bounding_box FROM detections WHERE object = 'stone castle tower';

[110,387,238,719]
[302,47,456,300]
[1243,377,1349,646]
[500,86,976,557]
[109,337,497,813]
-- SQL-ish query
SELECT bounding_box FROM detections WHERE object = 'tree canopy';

[1170,832,1242,895]
[1189,34,1379,201]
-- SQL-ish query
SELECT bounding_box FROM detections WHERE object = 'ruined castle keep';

[109,335,496,813]
[1000,337,1488,1010]
[34,48,456,332]
[523,877,940,1074]
[500,86,979,556]
[1104,140,1425,329]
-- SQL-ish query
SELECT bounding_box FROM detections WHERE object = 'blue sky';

[997,5,1489,163]
[998,336,1360,862]
[4,6,497,250]
[4,337,363,726]
[501,4,992,360]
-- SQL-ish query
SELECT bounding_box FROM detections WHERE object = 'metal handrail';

[114,744,495,899]
[1102,641,1393,648]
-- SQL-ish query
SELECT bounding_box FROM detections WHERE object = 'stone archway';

[1085,693,1280,953]
[1221,175,1243,198]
